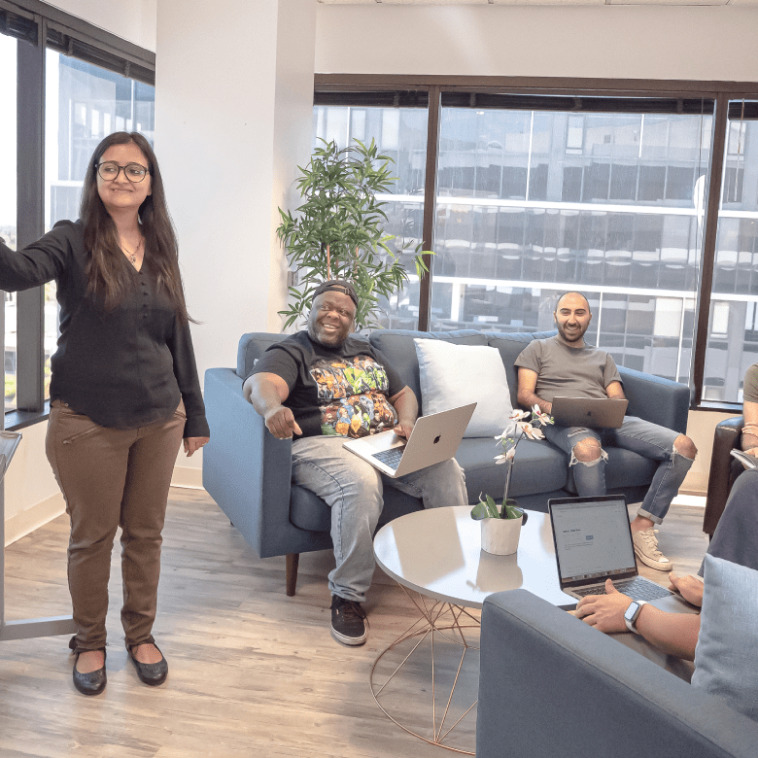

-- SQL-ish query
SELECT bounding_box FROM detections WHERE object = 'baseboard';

[170,464,204,490]
[4,492,66,547]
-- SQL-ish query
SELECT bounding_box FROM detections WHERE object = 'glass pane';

[1,33,17,413]
[313,105,428,328]
[44,50,155,398]
[704,100,758,402]
[432,103,712,384]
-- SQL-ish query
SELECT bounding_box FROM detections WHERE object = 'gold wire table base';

[370,584,481,755]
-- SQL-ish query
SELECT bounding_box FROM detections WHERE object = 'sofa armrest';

[477,590,758,758]
[617,365,690,433]
[202,367,308,558]
[703,416,744,536]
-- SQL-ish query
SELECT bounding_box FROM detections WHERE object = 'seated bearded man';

[244,280,468,646]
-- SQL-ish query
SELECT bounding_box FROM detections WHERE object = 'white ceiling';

[318,0,756,7]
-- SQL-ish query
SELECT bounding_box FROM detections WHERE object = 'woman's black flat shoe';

[72,651,107,696]
[128,645,168,686]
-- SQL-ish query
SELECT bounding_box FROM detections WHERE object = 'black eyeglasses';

[96,161,150,183]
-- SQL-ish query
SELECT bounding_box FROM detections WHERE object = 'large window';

[314,81,758,409]
[313,101,428,327]
[1,0,155,426]
[0,31,17,411]
[704,100,758,402]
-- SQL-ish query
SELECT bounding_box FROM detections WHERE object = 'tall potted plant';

[276,138,429,330]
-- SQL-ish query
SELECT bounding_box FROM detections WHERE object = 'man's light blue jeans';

[543,416,694,524]
[291,436,468,603]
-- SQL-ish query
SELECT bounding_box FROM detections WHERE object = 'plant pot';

[480,515,523,556]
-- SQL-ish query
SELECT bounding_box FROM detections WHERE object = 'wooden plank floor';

[0,489,709,757]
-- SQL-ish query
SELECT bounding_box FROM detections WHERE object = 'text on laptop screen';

[552,498,637,583]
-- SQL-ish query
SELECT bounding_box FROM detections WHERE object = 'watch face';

[624,602,639,621]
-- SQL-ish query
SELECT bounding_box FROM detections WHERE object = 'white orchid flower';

[510,409,530,422]
[520,423,545,440]
[531,405,553,426]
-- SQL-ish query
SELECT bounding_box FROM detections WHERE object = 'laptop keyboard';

[573,577,671,601]
[372,446,406,469]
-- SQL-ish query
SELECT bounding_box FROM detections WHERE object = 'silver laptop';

[551,396,628,429]
[548,495,697,613]
[343,403,476,478]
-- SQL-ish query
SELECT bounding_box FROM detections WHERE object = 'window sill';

[5,401,51,431]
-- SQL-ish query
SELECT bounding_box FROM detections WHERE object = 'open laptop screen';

[550,496,637,585]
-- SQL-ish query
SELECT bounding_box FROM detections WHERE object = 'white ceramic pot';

[480,515,523,555]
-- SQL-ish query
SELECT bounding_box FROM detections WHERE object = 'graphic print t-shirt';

[251,331,403,438]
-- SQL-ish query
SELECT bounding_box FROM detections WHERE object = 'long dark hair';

[80,131,191,323]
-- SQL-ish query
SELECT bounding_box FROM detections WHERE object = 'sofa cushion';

[455,438,568,504]
[369,329,488,406]
[414,338,513,437]
[692,554,758,721]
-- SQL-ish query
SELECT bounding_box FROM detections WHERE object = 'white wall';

[41,0,156,50]
[315,5,758,82]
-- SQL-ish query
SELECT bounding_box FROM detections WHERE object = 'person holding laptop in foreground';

[516,291,697,571]
[573,467,758,662]
[243,280,467,646]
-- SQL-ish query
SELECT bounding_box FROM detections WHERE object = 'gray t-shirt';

[515,335,621,403]
[744,364,758,404]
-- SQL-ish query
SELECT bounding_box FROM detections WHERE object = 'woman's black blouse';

[0,220,209,438]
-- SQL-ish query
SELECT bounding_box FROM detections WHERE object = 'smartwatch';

[624,600,648,634]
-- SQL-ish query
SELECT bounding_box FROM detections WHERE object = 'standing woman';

[0,132,209,696]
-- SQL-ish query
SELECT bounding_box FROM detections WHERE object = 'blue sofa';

[202,329,690,594]
[477,590,758,758]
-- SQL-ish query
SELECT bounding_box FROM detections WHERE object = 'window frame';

[315,74,758,413]
[1,0,155,430]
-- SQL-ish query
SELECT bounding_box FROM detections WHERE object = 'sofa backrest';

[237,332,289,379]
[238,329,557,409]
[369,328,557,410]
[235,328,688,430]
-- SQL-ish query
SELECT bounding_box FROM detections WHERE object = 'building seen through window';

[314,95,758,404]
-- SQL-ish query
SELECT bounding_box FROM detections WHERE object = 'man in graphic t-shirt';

[243,280,468,647]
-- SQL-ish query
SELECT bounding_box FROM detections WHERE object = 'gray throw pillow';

[691,554,758,721]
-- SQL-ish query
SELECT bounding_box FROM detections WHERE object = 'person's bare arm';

[575,579,700,660]
[389,386,418,439]
[605,380,626,400]
[517,367,552,414]
[741,400,758,455]
[243,372,302,439]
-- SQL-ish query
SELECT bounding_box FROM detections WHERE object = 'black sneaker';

[330,595,367,646]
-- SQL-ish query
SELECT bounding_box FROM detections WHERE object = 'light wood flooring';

[0,489,709,758]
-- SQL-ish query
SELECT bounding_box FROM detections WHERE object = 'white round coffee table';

[370,505,573,754]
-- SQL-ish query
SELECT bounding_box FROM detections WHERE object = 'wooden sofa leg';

[286,553,299,596]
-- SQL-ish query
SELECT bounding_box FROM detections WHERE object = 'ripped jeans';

[543,416,694,524]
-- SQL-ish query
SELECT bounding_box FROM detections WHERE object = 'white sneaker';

[632,528,673,572]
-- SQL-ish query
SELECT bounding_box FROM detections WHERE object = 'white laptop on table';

[551,396,628,429]
[548,495,698,613]
[343,403,476,478]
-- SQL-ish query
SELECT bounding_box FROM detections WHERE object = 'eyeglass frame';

[96,161,151,184]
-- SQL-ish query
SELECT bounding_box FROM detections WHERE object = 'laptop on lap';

[548,495,697,613]
[343,403,476,478]
[551,396,628,429]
